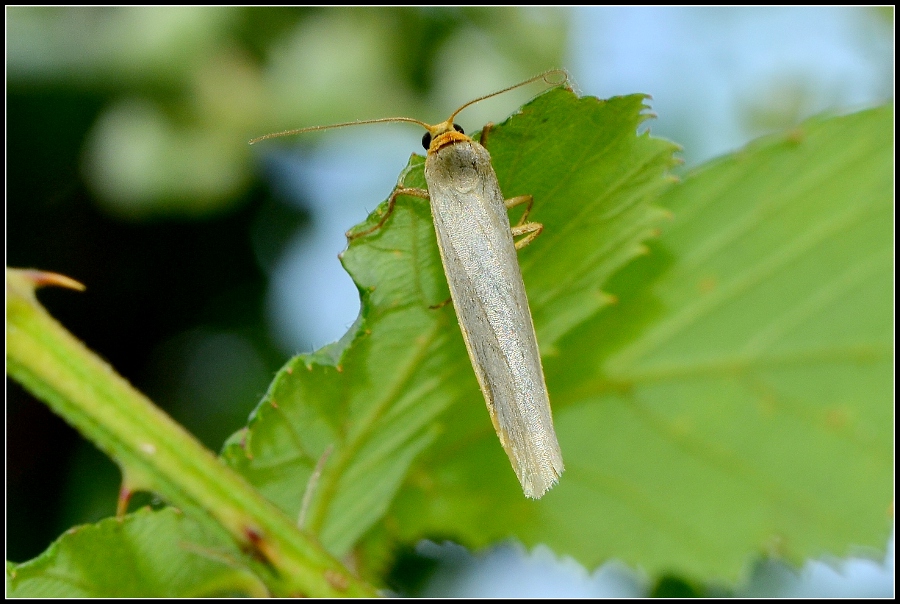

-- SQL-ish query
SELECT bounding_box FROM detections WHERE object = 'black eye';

[422,125,465,150]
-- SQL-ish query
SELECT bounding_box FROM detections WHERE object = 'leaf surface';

[391,104,894,582]
[7,508,266,597]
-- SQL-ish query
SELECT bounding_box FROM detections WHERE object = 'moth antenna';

[249,116,431,145]
[447,69,569,124]
[250,69,569,145]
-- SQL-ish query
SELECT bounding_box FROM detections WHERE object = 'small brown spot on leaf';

[825,407,851,430]
[324,569,349,592]
[698,276,717,294]
[785,127,805,145]
[242,526,271,564]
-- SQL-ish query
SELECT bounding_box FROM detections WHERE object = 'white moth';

[251,71,566,498]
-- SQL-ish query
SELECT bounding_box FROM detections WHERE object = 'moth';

[251,71,566,498]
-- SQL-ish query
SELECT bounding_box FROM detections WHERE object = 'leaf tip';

[9,268,86,295]
[30,270,86,292]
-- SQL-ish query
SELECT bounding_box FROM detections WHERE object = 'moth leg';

[505,194,534,226]
[429,297,452,310]
[505,194,541,249]
[510,221,543,250]
[478,122,495,146]
[347,186,429,240]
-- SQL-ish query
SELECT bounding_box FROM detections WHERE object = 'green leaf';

[392,104,893,581]
[6,508,266,597]
[222,86,678,574]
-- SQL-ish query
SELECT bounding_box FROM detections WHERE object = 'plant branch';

[5,268,378,598]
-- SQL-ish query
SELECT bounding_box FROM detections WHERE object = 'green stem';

[6,268,378,598]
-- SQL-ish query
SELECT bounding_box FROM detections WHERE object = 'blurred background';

[6,7,893,596]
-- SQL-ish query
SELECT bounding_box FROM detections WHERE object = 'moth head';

[421,122,467,153]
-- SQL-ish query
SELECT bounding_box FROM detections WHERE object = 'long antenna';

[249,68,569,145]
[447,68,569,123]
[249,116,430,145]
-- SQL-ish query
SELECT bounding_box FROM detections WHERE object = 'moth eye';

[421,132,432,150]
[453,123,465,134]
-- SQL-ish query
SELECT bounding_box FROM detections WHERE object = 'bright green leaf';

[6,508,266,597]
[393,104,893,582]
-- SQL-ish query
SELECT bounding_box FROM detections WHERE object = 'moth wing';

[426,141,563,498]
